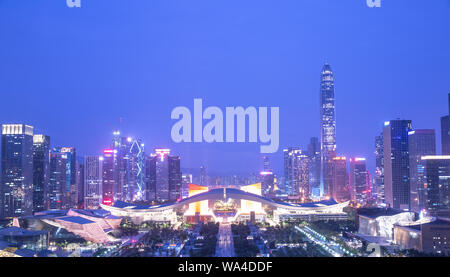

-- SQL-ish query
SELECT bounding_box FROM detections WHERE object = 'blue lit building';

[1,124,34,218]
[383,120,412,210]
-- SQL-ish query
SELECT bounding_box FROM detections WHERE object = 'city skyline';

[1,0,450,260]
[1,1,449,175]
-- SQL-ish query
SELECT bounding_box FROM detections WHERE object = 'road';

[295,225,347,257]
[215,222,235,257]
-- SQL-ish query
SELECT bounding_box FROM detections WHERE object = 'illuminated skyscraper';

[383,120,412,210]
[76,160,84,208]
[408,129,436,212]
[102,149,117,205]
[331,157,349,202]
[422,156,450,215]
[181,173,193,199]
[146,149,181,202]
[283,148,309,200]
[168,155,182,201]
[32,134,50,212]
[374,134,384,204]
[320,63,337,197]
[307,137,321,197]
[48,147,77,209]
[111,133,146,202]
[84,156,103,209]
[1,124,34,218]
[349,158,369,206]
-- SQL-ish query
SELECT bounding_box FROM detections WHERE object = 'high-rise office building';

[48,150,65,209]
[102,149,117,205]
[32,134,50,212]
[383,120,412,210]
[48,147,77,209]
[283,148,309,200]
[307,137,321,197]
[284,147,300,196]
[76,160,85,208]
[320,63,337,198]
[111,133,146,202]
[1,124,34,218]
[331,157,349,202]
[349,158,369,206]
[146,149,181,202]
[408,129,436,212]
[168,155,182,201]
[374,134,384,204]
[181,173,193,199]
[84,156,103,209]
[422,156,450,215]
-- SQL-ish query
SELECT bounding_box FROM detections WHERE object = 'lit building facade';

[84,156,103,209]
[32,134,50,212]
[111,132,146,202]
[146,149,181,202]
[394,217,450,255]
[331,157,349,203]
[260,171,275,198]
[48,147,77,209]
[320,63,337,198]
[101,186,350,225]
[102,149,117,205]
[383,120,412,210]
[307,137,321,197]
[181,173,193,199]
[408,130,436,212]
[1,124,34,218]
[422,156,450,215]
[349,158,369,206]
[283,148,309,200]
[374,134,384,204]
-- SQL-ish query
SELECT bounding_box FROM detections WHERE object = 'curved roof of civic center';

[105,188,349,212]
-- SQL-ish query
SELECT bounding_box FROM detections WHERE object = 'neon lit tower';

[320,63,337,198]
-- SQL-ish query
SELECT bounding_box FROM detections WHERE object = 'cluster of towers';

[281,63,450,217]
[0,126,182,219]
[282,63,371,206]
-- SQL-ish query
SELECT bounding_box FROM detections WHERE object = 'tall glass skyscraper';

[320,63,337,197]
[146,149,181,203]
[283,148,309,200]
[422,156,450,215]
[84,156,103,209]
[408,129,436,212]
[331,157,349,202]
[111,132,146,202]
[1,124,34,218]
[383,120,412,210]
[374,134,384,204]
[102,149,117,205]
[349,158,369,206]
[32,134,50,212]
[307,137,321,197]
[48,147,77,209]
